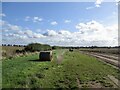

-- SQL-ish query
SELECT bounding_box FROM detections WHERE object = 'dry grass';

[1,46,24,59]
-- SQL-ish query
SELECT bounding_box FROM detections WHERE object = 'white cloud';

[3,29,45,45]
[24,30,33,38]
[58,30,71,35]
[15,30,24,35]
[8,25,21,31]
[58,30,72,39]
[43,30,58,36]
[33,17,43,22]
[96,4,100,7]
[25,16,30,21]
[116,0,120,2]
[4,29,44,39]
[43,29,72,39]
[2,20,118,46]
[0,13,6,17]
[87,0,118,9]
[86,6,94,10]
[51,21,58,25]
[33,33,45,38]
[24,29,45,38]
[86,0,103,10]
[76,20,104,33]
[25,16,43,23]
[95,0,103,7]
[116,0,120,5]
[2,21,21,31]
[64,20,71,23]
[75,20,118,46]
[41,30,73,46]
[0,20,5,26]
[2,20,45,45]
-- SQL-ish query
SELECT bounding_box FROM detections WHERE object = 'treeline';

[2,43,120,54]
[3,43,119,59]
[2,44,120,49]
[15,43,52,54]
[24,43,52,52]
[61,46,120,49]
[2,44,26,47]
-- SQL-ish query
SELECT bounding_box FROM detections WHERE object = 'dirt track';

[56,51,66,64]
[57,55,63,64]
[80,51,119,69]
[93,53,118,60]
[80,51,120,87]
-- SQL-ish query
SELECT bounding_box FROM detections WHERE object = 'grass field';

[2,49,120,88]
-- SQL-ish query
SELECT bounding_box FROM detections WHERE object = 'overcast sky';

[1,1,118,46]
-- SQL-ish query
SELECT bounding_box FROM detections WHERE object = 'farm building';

[39,51,52,61]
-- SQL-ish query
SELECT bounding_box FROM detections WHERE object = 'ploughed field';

[2,49,120,88]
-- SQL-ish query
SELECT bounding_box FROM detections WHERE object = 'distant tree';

[52,46,62,49]
[52,46,56,49]
[8,44,12,46]
[2,44,7,46]
[24,43,52,52]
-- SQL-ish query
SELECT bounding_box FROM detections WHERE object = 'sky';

[1,0,119,46]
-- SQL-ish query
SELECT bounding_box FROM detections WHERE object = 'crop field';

[2,49,120,88]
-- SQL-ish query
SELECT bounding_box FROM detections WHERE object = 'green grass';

[2,49,65,88]
[2,50,120,88]
[62,51,120,87]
